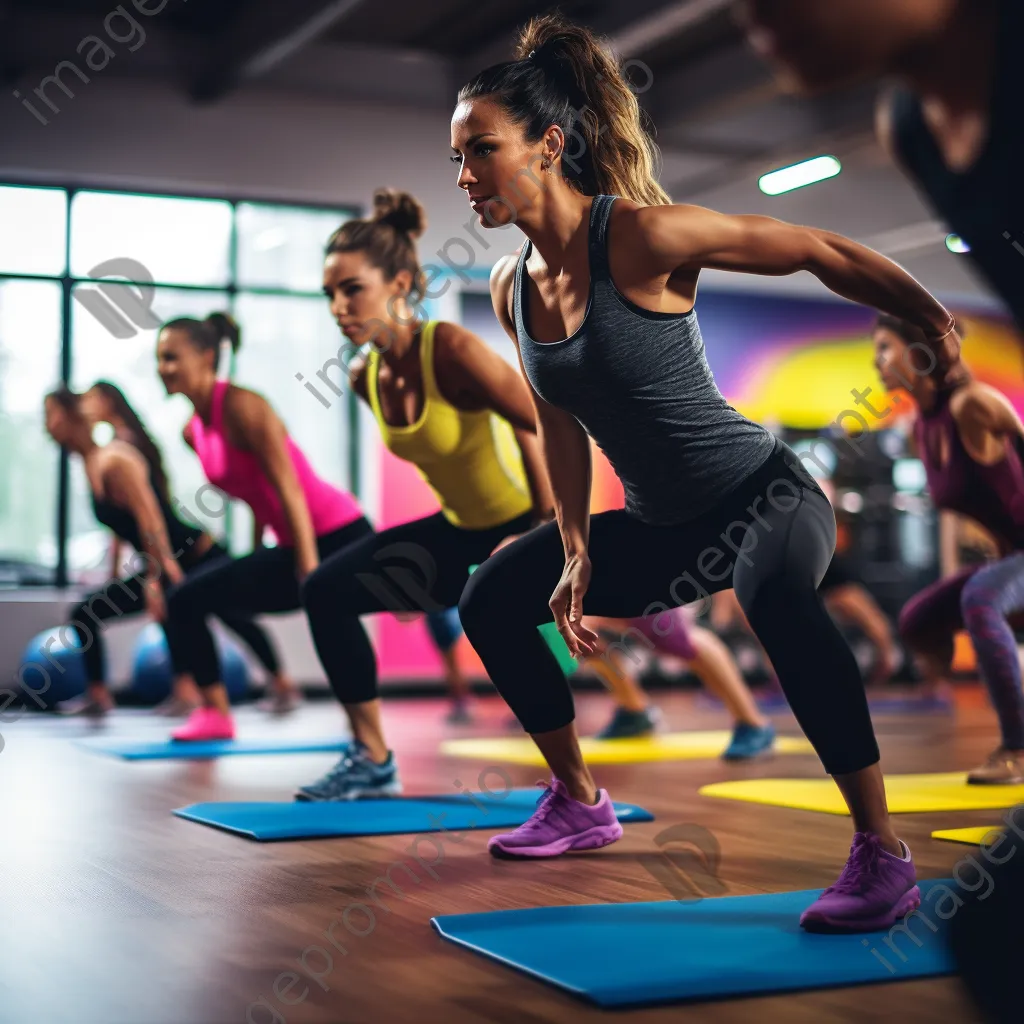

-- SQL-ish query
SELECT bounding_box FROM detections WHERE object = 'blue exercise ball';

[18,628,88,710]
[129,623,250,704]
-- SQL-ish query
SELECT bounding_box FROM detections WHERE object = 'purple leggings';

[900,553,1024,748]
[626,608,698,661]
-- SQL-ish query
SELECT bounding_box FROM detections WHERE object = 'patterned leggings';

[900,553,1024,748]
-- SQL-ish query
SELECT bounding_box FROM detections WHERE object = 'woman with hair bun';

[156,312,369,741]
[451,12,963,932]
[297,187,554,800]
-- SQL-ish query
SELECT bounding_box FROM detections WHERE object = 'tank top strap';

[588,194,617,284]
[418,321,442,402]
[364,347,386,430]
[210,379,229,430]
[512,241,531,340]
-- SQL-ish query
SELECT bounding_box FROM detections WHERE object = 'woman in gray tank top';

[453,14,961,934]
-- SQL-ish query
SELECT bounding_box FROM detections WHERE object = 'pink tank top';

[187,381,363,545]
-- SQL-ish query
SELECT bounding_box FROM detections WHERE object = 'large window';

[0,184,357,584]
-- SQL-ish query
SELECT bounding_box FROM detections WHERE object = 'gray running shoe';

[294,742,403,801]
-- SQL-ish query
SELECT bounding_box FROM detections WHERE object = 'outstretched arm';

[637,204,959,365]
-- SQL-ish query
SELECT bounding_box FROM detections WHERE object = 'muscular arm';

[953,382,1024,449]
[223,387,319,579]
[635,203,959,364]
[434,319,554,520]
[433,320,540,432]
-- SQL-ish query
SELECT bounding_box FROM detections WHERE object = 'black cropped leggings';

[165,518,373,688]
[301,509,534,705]
[69,544,280,685]
[459,442,880,777]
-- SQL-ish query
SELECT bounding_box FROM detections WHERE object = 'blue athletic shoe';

[597,705,662,740]
[294,741,403,801]
[722,722,776,761]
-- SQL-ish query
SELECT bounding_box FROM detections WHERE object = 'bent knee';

[300,562,340,611]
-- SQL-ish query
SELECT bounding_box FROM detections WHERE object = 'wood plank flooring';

[0,687,1001,1024]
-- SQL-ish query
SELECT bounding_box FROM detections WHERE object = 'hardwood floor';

[0,687,1001,1024]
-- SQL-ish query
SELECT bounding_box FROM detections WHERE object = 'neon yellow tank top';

[366,321,532,529]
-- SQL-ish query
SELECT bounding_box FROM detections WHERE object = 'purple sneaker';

[488,779,624,859]
[800,832,920,933]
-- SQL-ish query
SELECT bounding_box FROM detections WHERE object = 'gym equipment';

[932,826,1007,846]
[129,622,249,704]
[77,736,351,761]
[432,879,955,1007]
[701,772,1024,815]
[173,790,654,840]
[17,628,87,709]
[441,731,813,765]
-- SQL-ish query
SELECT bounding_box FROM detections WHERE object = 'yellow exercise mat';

[440,731,814,765]
[932,826,1007,847]
[700,772,1024,815]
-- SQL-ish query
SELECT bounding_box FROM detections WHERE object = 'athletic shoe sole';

[488,822,624,859]
[170,732,236,742]
[800,884,921,933]
[721,742,776,761]
[293,781,404,802]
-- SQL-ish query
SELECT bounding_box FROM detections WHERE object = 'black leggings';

[301,509,534,704]
[459,441,879,777]
[165,518,374,688]
[69,544,280,685]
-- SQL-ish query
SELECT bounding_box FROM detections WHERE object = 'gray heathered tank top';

[515,194,776,525]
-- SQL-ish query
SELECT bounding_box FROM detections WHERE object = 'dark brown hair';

[458,13,669,206]
[45,386,82,417]
[89,380,171,503]
[162,311,241,364]
[325,189,427,303]
[874,314,971,391]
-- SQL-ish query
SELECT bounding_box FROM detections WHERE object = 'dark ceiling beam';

[605,0,733,59]
[0,1,25,87]
[190,0,371,103]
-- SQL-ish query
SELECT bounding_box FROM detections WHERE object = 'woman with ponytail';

[297,187,552,800]
[874,316,1024,784]
[43,387,271,719]
[156,312,369,740]
[77,380,294,716]
[452,14,963,932]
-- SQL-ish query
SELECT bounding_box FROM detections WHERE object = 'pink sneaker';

[170,707,236,742]
[488,779,623,859]
[800,833,920,933]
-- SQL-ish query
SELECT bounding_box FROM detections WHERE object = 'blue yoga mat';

[174,790,654,841]
[432,879,956,1008]
[77,736,352,761]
